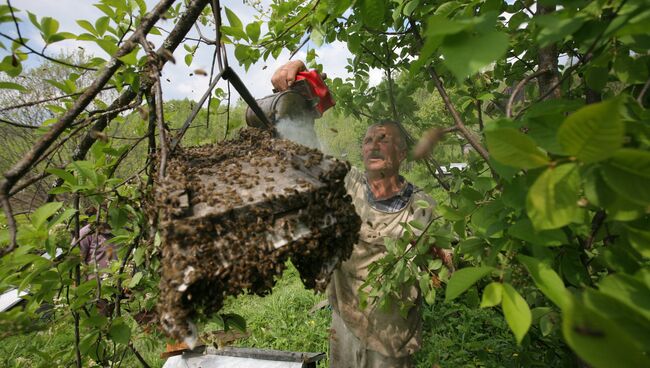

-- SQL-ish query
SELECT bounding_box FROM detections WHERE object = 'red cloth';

[296,70,335,115]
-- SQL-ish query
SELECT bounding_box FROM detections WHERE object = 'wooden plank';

[206,346,325,363]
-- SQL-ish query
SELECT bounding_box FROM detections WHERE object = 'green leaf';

[130,246,145,267]
[480,282,503,308]
[359,0,385,29]
[441,29,509,81]
[48,32,75,43]
[46,167,77,185]
[585,66,609,92]
[234,44,249,64]
[583,289,650,351]
[508,218,568,246]
[531,306,552,322]
[0,81,27,92]
[72,161,98,186]
[27,12,40,30]
[561,249,591,287]
[222,313,247,332]
[486,127,550,169]
[600,149,650,206]
[402,0,420,16]
[445,266,494,302]
[517,255,569,309]
[613,54,648,84]
[557,98,624,163]
[32,202,63,229]
[76,20,97,36]
[224,7,243,29]
[95,38,118,56]
[108,319,131,344]
[246,21,261,43]
[435,1,461,16]
[40,17,59,40]
[563,297,650,368]
[117,48,139,65]
[50,208,77,228]
[426,15,470,36]
[626,226,650,258]
[457,237,485,256]
[470,200,505,237]
[540,314,554,336]
[438,204,467,221]
[415,199,430,209]
[347,34,361,54]
[534,14,585,47]
[184,53,193,67]
[408,219,425,231]
[526,163,584,230]
[310,26,324,47]
[585,169,644,221]
[599,274,650,321]
[501,283,532,344]
[424,287,437,305]
[79,331,100,354]
[95,16,109,36]
[128,272,143,288]
[524,98,584,118]
[526,114,565,155]
[224,7,247,40]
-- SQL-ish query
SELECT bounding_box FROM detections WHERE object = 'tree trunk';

[536,4,562,100]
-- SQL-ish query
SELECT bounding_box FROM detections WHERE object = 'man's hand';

[271,60,306,91]
[432,246,455,273]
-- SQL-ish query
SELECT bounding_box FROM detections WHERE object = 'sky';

[0,0,383,102]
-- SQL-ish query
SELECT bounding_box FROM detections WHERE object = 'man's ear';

[398,147,408,164]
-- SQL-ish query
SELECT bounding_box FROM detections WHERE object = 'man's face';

[362,124,406,176]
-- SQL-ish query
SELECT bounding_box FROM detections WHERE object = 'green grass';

[219,264,331,355]
[0,264,574,367]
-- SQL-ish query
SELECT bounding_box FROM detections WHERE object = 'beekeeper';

[272,61,452,368]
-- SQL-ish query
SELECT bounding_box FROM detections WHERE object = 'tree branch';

[139,36,169,180]
[409,21,491,165]
[170,68,225,151]
[46,0,212,200]
[154,83,168,180]
[476,99,484,131]
[585,210,606,250]
[73,194,82,368]
[130,343,151,368]
[0,195,17,255]
[0,117,39,129]
[1,0,175,193]
[0,86,116,113]
[114,237,139,317]
[536,5,561,100]
[257,0,320,48]
[637,78,650,107]
[523,0,630,109]
[506,69,551,118]
[0,32,97,71]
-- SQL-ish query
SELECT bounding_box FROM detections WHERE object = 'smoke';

[275,115,321,150]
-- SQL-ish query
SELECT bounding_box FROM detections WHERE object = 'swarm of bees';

[152,127,361,342]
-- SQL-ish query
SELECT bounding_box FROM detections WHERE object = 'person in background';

[272,61,452,368]
[74,206,118,316]
[76,206,118,273]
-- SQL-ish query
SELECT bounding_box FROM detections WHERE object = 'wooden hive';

[154,128,360,342]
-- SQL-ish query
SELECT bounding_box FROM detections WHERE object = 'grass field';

[0,263,574,367]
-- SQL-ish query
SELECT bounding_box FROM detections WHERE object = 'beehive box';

[154,128,360,342]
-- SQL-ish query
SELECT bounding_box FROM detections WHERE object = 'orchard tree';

[0,0,649,367]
